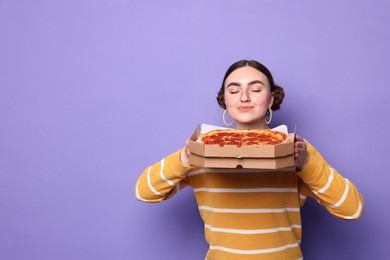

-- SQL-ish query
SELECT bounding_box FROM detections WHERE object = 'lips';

[237,106,253,112]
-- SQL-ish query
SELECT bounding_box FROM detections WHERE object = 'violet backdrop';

[1,0,389,259]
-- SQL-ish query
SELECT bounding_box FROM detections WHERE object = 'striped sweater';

[135,142,364,259]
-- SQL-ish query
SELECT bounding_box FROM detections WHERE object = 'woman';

[135,60,364,259]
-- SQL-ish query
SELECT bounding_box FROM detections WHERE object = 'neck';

[235,121,269,130]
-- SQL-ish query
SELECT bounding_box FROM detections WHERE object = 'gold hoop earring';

[265,108,272,125]
[223,109,234,126]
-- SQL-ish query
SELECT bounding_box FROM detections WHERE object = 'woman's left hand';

[294,135,311,171]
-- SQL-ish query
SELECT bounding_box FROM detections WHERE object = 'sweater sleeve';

[297,142,364,220]
[135,149,195,203]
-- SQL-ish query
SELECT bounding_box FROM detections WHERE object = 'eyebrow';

[226,80,265,88]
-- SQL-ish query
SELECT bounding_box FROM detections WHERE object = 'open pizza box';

[188,123,296,170]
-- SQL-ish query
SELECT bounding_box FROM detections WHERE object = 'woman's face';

[224,66,274,129]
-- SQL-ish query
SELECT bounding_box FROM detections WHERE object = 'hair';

[216,60,285,111]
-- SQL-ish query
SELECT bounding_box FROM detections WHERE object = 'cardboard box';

[188,124,295,170]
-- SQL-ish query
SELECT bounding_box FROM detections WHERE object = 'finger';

[294,147,300,157]
[184,140,191,155]
[294,143,300,152]
[294,142,302,152]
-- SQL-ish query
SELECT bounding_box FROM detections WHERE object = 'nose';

[240,89,250,102]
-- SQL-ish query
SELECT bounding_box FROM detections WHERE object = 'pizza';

[199,129,289,147]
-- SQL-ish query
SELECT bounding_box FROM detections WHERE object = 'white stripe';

[330,179,350,208]
[299,193,307,200]
[204,224,301,235]
[147,167,163,196]
[343,200,363,219]
[314,168,334,195]
[194,187,297,193]
[135,179,150,202]
[209,243,300,255]
[159,159,175,187]
[199,206,300,214]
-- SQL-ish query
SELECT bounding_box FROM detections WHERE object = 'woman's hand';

[294,135,311,171]
[180,140,192,167]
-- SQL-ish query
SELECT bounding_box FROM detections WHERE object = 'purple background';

[1,0,389,259]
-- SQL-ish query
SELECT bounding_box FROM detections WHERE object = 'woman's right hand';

[180,139,191,167]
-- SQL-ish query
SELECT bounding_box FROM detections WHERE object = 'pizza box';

[188,124,295,169]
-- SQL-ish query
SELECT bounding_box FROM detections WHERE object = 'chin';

[236,116,260,123]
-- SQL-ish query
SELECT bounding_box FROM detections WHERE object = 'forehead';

[225,66,269,86]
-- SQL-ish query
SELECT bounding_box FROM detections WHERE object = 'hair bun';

[271,85,284,111]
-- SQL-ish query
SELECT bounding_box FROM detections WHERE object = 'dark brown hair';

[217,60,284,110]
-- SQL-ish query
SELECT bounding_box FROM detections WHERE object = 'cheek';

[253,94,272,106]
[224,94,236,108]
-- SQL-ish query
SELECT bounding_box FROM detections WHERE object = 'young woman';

[135,60,364,259]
